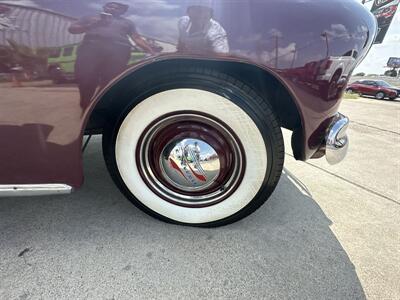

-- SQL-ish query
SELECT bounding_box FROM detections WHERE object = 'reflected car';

[47,44,150,83]
[316,50,358,100]
[0,0,377,227]
[346,80,399,100]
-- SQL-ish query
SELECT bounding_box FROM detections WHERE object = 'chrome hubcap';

[136,112,245,207]
[160,138,220,192]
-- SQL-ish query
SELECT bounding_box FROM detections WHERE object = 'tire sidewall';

[103,70,283,226]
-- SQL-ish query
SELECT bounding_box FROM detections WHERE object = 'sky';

[354,0,400,74]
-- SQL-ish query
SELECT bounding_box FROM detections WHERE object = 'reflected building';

[0,3,83,83]
[0,2,176,98]
[0,4,82,48]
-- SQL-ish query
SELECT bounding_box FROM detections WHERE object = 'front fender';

[0,0,376,188]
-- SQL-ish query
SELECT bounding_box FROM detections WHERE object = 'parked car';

[346,80,399,100]
[387,84,400,98]
[47,45,77,83]
[0,0,377,226]
[47,44,148,83]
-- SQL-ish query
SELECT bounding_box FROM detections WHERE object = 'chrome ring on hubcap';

[136,112,246,207]
[160,138,221,192]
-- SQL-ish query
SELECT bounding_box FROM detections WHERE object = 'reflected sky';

[0,0,376,70]
[171,138,216,161]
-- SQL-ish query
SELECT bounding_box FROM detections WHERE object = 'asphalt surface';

[0,95,399,299]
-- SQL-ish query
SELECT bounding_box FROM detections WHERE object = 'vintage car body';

[0,0,377,226]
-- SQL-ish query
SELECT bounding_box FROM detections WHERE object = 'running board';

[0,184,73,197]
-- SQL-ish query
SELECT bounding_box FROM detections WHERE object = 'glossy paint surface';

[0,0,376,187]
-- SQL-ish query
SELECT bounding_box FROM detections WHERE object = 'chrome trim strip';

[325,113,349,165]
[0,184,73,197]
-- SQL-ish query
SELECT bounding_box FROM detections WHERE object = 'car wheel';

[326,70,342,100]
[375,91,385,100]
[102,67,284,227]
[346,88,354,93]
[49,69,66,84]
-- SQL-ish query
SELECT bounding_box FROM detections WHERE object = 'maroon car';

[0,0,377,226]
[346,80,398,100]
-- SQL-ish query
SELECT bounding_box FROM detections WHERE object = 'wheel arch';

[82,58,305,158]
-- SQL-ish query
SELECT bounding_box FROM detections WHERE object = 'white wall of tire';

[115,89,267,224]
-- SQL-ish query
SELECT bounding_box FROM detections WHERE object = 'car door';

[349,81,360,92]
[369,81,381,96]
[357,81,369,94]
[361,81,376,95]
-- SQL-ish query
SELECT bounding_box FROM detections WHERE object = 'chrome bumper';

[325,113,349,165]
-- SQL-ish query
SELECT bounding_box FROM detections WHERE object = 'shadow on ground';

[0,138,365,299]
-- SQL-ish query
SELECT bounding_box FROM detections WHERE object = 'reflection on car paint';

[0,0,377,187]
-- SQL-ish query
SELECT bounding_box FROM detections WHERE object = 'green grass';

[342,92,359,99]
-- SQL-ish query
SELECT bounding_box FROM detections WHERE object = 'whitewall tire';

[103,68,284,227]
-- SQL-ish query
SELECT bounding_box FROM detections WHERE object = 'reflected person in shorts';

[69,2,155,108]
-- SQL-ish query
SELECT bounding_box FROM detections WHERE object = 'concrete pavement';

[0,96,399,299]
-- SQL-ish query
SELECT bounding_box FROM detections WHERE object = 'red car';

[346,80,398,100]
[0,0,376,226]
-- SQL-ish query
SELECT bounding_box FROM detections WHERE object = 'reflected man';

[178,5,229,54]
[68,2,155,108]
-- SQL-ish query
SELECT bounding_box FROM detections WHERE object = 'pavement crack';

[285,153,400,206]
[18,248,30,257]
[350,121,399,136]
[18,248,32,266]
